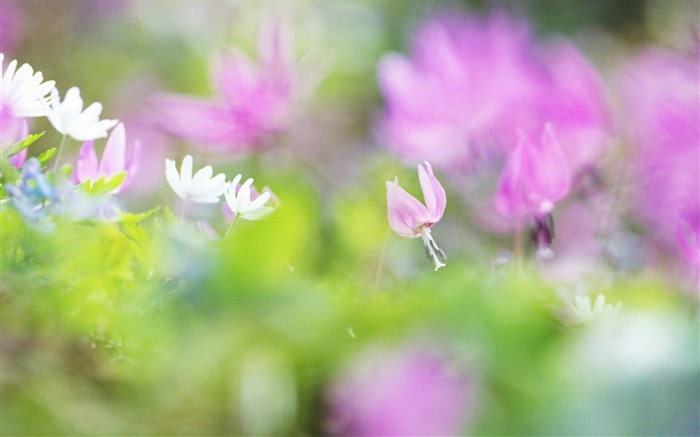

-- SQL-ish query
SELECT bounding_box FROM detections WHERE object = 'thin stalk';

[514,216,524,271]
[224,214,241,239]
[372,226,391,291]
[51,135,69,171]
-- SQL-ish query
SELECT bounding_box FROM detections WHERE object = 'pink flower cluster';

[378,10,610,175]
[152,20,297,154]
[619,46,700,266]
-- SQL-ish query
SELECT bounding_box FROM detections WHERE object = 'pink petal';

[98,122,126,177]
[118,139,141,193]
[9,148,27,168]
[387,179,430,238]
[215,52,260,107]
[418,161,446,224]
[152,95,250,148]
[75,140,99,183]
[676,216,700,265]
[494,133,527,218]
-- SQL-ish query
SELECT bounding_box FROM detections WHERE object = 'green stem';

[51,135,69,171]
[514,217,524,272]
[372,227,391,291]
[224,214,241,239]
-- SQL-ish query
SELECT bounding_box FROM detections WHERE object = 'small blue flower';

[6,158,60,223]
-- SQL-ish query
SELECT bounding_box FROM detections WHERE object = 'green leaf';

[109,206,160,225]
[79,172,127,196]
[4,132,45,157]
[0,154,20,185]
[37,148,57,167]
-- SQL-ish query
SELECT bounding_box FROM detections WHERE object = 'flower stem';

[372,226,391,291]
[51,135,69,171]
[514,217,524,271]
[224,214,241,239]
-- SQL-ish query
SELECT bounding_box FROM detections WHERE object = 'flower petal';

[98,123,126,177]
[418,161,446,223]
[386,178,430,238]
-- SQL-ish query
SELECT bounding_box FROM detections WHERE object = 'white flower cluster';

[165,154,276,221]
[1,53,117,142]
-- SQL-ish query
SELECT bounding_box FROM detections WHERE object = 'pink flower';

[152,20,297,153]
[377,10,610,174]
[619,47,699,263]
[325,342,475,436]
[494,123,571,220]
[74,123,140,194]
[387,161,447,270]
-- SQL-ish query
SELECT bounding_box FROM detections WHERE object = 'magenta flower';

[152,20,297,153]
[618,47,699,264]
[325,342,475,436]
[495,123,571,220]
[74,123,140,194]
[387,161,447,270]
[378,10,610,174]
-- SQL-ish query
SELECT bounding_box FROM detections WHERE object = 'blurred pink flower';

[325,342,474,436]
[377,10,610,174]
[495,123,571,219]
[0,0,24,56]
[619,47,699,264]
[153,20,298,154]
[387,161,447,270]
[74,123,140,194]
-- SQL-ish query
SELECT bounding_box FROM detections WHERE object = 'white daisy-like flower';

[570,294,622,325]
[1,53,55,118]
[45,87,118,141]
[224,174,276,220]
[165,155,227,203]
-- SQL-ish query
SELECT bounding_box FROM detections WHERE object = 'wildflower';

[1,53,55,147]
[675,215,699,266]
[74,123,140,194]
[325,342,474,436]
[377,11,610,174]
[569,294,621,324]
[45,87,118,141]
[619,47,699,263]
[224,174,276,220]
[387,161,447,270]
[5,157,60,222]
[152,19,305,152]
[164,154,226,203]
[495,123,571,220]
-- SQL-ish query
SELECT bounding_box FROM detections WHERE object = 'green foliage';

[3,132,45,158]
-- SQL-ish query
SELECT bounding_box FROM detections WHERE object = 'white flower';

[1,53,55,118]
[45,87,118,141]
[571,294,621,324]
[224,174,276,220]
[165,155,227,203]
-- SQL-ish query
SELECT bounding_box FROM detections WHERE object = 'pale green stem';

[51,135,69,171]
[372,226,391,291]
[514,216,524,272]
[224,214,241,239]
[180,200,188,221]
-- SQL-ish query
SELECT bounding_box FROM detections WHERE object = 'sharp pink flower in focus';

[387,161,447,270]
[495,123,571,220]
[74,123,141,194]
[153,19,299,153]
[377,10,610,174]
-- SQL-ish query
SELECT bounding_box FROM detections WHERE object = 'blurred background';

[1,0,698,435]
